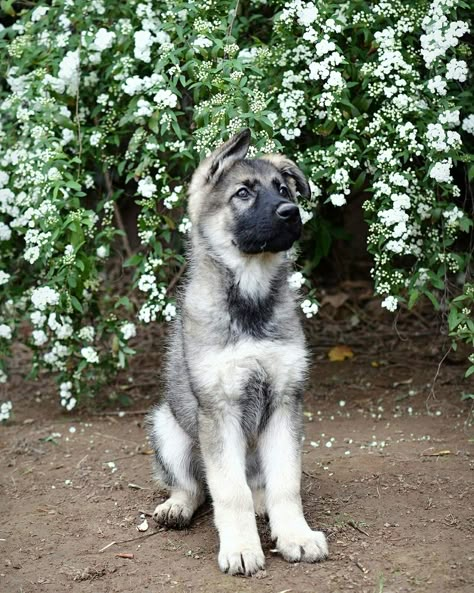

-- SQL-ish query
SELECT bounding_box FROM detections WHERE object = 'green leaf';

[123,254,142,268]
[465,366,474,379]
[71,296,83,313]
[408,289,420,310]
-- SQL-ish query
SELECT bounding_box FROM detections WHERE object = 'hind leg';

[148,403,205,528]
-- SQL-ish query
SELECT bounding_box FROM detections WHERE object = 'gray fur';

[146,130,328,575]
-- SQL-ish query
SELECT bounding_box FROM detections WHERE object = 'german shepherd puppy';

[147,129,328,575]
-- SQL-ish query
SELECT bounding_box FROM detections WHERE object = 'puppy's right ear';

[206,129,251,183]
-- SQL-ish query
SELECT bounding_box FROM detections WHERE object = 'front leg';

[259,404,328,563]
[199,410,265,576]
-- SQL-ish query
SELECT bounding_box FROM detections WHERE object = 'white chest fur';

[188,337,308,404]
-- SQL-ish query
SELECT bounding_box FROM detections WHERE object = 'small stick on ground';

[115,553,134,560]
[347,520,370,537]
[354,560,369,573]
[99,541,116,553]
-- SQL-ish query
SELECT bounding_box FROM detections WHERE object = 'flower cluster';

[0,401,12,422]
[0,0,472,415]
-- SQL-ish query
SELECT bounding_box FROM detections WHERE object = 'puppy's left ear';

[261,154,311,199]
[207,128,251,183]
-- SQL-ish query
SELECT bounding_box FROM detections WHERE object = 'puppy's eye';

[279,185,290,197]
[236,187,250,199]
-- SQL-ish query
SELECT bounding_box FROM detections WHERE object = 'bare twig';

[75,40,83,176]
[227,0,240,38]
[166,262,187,294]
[91,410,149,417]
[428,346,452,402]
[102,169,133,259]
[99,541,116,553]
[347,520,370,537]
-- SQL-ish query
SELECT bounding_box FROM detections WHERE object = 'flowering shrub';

[0,0,472,414]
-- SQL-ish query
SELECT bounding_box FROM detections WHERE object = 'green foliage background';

[0,0,472,412]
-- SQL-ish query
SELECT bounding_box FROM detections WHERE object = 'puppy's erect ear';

[207,129,251,183]
[261,154,311,199]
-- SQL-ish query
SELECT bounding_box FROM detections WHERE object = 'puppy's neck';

[191,227,288,302]
[227,252,285,301]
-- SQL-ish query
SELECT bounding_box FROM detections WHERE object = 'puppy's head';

[188,129,309,256]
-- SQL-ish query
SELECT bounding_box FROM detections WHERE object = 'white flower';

[122,76,145,95]
[134,30,153,62]
[56,323,73,339]
[91,28,116,52]
[31,6,49,22]
[154,89,178,109]
[24,245,41,264]
[462,115,474,135]
[298,3,319,27]
[301,299,319,318]
[58,50,80,96]
[137,176,157,198]
[0,271,10,285]
[0,171,9,187]
[193,35,212,49]
[78,326,95,342]
[439,110,460,128]
[288,271,305,290]
[120,322,136,341]
[329,193,346,207]
[0,371,7,384]
[446,59,468,83]
[90,131,102,147]
[31,311,46,326]
[136,99,153,117]
[81,346,99,364]
[298,206,313,224]
[65,397,77,411]
[0,324,12,340]
[0,400,12,421]
[163,303,177,322]
[381,296,398,312]
[427,75,447,96]
[178,217,192,234]
[138,273,156,292]
[32,330,48,346]
[429,159,453,183]
[0,222,12,241]
[31,287,60,311]
[96,246,108,258]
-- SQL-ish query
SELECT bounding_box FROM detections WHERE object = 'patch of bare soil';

[0,321,473,593]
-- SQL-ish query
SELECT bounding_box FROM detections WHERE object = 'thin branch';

[75,40,83,177]
[428,346,452,402]
[166,262,187,295]
[103,169,133,259]
[227,0,240,38]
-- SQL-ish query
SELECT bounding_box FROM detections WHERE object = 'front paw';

[218,543,265,576]
[276,528,328,563]
[153,499,194,529]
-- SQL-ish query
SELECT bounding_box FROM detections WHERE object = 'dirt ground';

[0,318,473,593]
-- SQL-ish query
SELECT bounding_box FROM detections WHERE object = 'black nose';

[276,202,300,222]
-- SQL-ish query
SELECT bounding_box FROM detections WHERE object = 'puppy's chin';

[236,229,301,254]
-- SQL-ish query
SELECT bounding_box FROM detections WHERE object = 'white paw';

[218,543,265,576]
[153,499,194,529]
[276,528,328,563]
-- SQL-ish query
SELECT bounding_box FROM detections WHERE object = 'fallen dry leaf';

[321,292,349,309]
[328,345,354,362]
